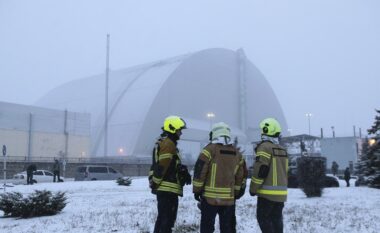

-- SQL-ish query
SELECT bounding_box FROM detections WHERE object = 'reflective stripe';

[251,177,264,184]
[234,165,239,175]
[261,185,287,190]
[159,153,173,160]
[177,151,182,160]
[157,186,182,195]
[273,158,277,186]
[202,149,211,160]
[193,180,204,187]
[160,181,181,189]
[152,176,162,184]
[257,151,271,159]
[154,146,159,163]
[239,159,244,165]
[205,186,231,193]
[211,163,217,187]
[257,189,288,195]
[234,185,241,191]
[203,192,233,199]
[286,158,289,173]
[148,170,153,176]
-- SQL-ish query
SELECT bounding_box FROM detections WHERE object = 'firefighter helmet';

[210,122,231,140]
[260,118,281,137]
[163,116,187,134]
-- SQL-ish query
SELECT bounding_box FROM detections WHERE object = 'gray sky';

[0,0,379,137]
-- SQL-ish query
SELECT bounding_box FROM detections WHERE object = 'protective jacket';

[250,140,288,202]
[53,161,60,172]
[193,143,245,206]
[149,136,183,196]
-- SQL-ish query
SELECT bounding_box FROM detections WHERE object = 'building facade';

[0,101,90,161]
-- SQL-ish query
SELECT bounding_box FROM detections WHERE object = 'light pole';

[331,126,335,138]
[206,112,215,130]
[305,113,312,135]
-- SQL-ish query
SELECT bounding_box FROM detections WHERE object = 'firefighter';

[149,115,191,233]
[249,118,288,233]
[193,122,246,233]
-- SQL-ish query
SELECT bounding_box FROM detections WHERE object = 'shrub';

[0,190,67,218]
[116,177,132,186]
[297,156,326,197]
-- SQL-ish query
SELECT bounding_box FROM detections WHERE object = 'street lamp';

[305,113,312,135]
[206,112,215,130]
[369,138,376,146]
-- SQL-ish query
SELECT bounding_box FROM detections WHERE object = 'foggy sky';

[0,0,379,137]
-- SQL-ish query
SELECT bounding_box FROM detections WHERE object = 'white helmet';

[210,122,231,140]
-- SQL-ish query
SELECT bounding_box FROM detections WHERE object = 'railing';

[3,156,152,164]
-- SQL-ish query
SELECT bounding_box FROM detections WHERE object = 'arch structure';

[36,48,287,159]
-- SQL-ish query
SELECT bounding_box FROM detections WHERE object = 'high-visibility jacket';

[149,137,183,196]
[193,143,246,206]
[250,140,288,202]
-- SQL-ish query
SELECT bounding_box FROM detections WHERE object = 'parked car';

[12,170,64,185]
[74,165,123,181]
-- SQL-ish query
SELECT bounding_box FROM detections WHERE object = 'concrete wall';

[0,129,90,158]
[0,101,90,159]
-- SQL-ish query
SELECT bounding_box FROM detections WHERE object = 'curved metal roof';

[36,48,287,157]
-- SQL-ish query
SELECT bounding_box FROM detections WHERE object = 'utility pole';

[306,113,312,135]
[2,145,7,192]
[104,34,110,157]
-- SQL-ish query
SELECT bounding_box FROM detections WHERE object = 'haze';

[0,0,379,136]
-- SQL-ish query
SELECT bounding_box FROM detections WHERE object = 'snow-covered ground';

[0,177,379,233]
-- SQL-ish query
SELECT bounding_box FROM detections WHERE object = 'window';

[89,167,108,173]
[45,171,53,176]
[77,167,86,173]
[34,171,43,175]
[108,167,117,173]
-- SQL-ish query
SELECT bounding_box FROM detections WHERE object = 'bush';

[0,190,67,218]
[297,157,326,197]
[116,177,132,186]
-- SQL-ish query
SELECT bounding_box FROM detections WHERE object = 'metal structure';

[36,48,288,159]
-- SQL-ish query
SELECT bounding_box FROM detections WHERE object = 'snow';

[1,178,379,233]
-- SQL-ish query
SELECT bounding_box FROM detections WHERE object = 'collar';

[261,135,279,144]
[212,136,231,145]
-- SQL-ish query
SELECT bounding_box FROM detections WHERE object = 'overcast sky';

[0,0,379,137]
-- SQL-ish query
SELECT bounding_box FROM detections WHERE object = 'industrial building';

[0,101,90,161]
[35,48,288,160]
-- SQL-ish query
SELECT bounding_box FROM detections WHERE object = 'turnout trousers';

[53,170,60,182]
[200,200,234,233]
[27,172,33,185]
[154,192,179,233]
[257,197,284,233]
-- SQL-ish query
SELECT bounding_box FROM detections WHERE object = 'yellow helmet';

[163,116,187,134]
[260,118,281,137]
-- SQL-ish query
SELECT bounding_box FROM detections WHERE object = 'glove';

[249,190,256,196]
[194,193,201,202]
[178,164,192,186]
[235,184,246,200]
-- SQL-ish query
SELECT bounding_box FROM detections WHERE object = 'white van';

[74,165,123,181]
